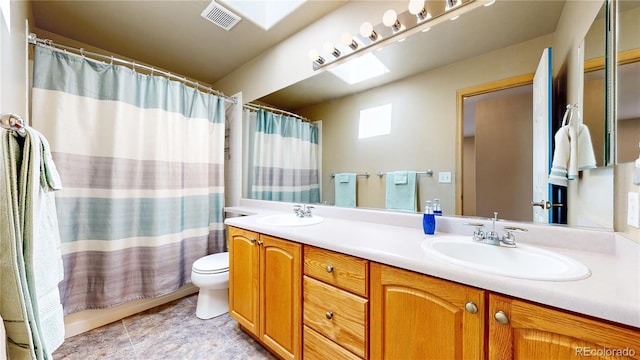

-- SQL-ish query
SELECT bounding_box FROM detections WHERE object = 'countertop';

[224,200,640,328]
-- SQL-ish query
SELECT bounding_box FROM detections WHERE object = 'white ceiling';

[30,0,346,85]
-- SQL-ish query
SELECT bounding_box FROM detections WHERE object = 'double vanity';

[224,199,639,359]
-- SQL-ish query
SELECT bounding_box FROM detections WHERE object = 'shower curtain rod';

[27,33,238,105]
[243,103,310,122]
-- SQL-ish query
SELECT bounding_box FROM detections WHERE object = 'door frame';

[455,73,534,215]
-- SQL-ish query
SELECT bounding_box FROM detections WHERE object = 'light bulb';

[323,41,341,58]
[307,49,325,65]
[409,0,431,21]
[408,0,424,15]
[307,49,319,61]
[340,32,358,50]
[383,9,397,27]
[359,22,378,41]
[383,9,401,32]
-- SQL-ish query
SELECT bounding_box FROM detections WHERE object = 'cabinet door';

[489,293,640,359]
[370,263,485,360]
[228,227,260,336]
[259,235,302,360]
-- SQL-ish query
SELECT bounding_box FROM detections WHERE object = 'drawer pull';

[494,311,509,325]
[325,311,334,320]
[326,265,334,273]
[465,302,478,314]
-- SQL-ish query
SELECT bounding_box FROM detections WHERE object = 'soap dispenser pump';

[423,200,436,235]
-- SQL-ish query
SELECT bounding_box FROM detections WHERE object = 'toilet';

[191,252,229,319]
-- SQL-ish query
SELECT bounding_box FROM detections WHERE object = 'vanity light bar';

[308,0,482,71]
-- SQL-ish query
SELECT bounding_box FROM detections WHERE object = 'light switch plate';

[438,172,452,184]
[628,192,640,228]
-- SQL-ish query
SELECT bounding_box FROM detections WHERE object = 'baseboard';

[63,284,198,338]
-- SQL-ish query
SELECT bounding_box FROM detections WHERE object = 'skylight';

[328,53,390,85]
[222,0,307,30]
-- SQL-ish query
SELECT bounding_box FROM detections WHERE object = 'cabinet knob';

[257,240,263,246]
[325,311,334,320]
[465,302,478,314]
[326,265,334,273]
[494,311,509,325]
[250,238,257,244]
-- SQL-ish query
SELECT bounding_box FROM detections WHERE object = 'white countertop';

[224,200,640,328]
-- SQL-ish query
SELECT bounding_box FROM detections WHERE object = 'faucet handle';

[501,226,527,247]
[464,223,485,242]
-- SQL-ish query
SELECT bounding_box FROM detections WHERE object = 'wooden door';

[259,235,302,360]
[228,227,260,336]
[370,263,485,359]
[489,293,640,359]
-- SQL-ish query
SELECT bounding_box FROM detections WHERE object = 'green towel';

[385,171,417,212]
[334,173,356,207]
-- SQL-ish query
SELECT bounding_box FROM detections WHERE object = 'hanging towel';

[0,127,65,359]
[549,105,597,186]
[385,171,417,212]
[334,173,357,207]
[549,126,571,187]
[577,124,597,171]
[394,171,408,184]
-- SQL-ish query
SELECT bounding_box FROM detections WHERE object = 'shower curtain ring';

[80,48,85,57]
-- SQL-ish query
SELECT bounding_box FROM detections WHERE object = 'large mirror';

[615,1,640,164]
[246,0,618,229]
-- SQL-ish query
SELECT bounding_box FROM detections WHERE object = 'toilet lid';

[192,252,229,274]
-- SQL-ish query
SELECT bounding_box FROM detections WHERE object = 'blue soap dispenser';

[423,200,436,235]
[433,198,442,216]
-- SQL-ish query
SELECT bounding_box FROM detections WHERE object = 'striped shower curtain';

[30,45,227,314]
[250,109,320,203]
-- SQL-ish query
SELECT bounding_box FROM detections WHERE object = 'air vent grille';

[201,1,241,31]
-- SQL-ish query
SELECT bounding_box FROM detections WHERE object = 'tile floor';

[52,294,276,360]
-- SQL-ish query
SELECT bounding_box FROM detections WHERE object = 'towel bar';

[377,170,434,177]
[330,172,370,179]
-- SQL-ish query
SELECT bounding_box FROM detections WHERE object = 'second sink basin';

[256,213,324,227]
[422,236,591,281]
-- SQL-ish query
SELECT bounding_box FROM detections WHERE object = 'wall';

[295,35,552,213]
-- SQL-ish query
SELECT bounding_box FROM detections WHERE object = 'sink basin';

[256,213,324,227]
[421,236,590,281]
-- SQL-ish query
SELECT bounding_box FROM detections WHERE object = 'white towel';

[577,124,596,171]
[549,126,571,187]
[549,105,597,186]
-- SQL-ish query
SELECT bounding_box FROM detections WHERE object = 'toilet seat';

[192,252,229,275]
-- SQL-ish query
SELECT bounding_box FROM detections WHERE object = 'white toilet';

[191,252,230,319]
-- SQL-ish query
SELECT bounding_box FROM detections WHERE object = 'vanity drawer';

[303,276,368,358]
[304,246,369,297]
[303,325,362,360]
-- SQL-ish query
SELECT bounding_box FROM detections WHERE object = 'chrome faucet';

[464,212,527,247]
[293,204,314,218]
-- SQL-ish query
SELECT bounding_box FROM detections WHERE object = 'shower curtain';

[250,109,320,203]
[30,45,227,314]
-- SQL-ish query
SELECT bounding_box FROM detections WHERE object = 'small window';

[358,104,392,139]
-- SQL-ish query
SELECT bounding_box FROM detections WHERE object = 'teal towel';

[385,171,417,212]
[334,173,356,207]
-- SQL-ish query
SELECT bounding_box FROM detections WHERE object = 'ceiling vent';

[201,1,241,31]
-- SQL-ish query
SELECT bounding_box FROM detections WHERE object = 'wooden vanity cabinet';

[303,246,370,359]
[370,263,485,360]
[228,227,302,360]
[489,293,640,359]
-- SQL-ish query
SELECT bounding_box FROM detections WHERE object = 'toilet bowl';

[191,252,229,319]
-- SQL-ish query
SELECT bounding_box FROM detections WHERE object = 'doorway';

[456,74,535,222]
